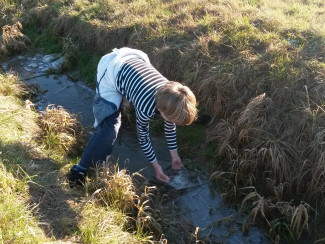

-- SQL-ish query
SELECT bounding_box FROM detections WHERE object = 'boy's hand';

[151,161,170,183]
[170,150,183,170]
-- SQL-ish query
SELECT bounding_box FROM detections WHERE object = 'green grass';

[177,124,205,157]
[77,51,100,87]
[0,73,48,243]
[0,164,48,243]
[25,23,63,53]
[79,201,153,244]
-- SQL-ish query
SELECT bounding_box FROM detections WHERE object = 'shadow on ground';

[0,141,80,240]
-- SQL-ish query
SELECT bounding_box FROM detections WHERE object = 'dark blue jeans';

[71,110,121,172]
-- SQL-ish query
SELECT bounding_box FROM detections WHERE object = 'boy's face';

[158,109,180,125]
[159,110,170,121]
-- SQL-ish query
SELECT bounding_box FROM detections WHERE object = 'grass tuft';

[0,72,28,98]
[1,22,31,56]
[94,163,137,212]
[37,105,87,158]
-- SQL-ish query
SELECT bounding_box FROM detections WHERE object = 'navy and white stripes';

[116,58,177,162]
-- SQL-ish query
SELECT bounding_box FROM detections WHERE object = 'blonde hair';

[156,81,197,125]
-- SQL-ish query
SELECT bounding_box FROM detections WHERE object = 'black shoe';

[68,169,86,188]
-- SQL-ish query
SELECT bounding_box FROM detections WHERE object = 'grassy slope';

[0,74,48,243]
[1,0,325,242]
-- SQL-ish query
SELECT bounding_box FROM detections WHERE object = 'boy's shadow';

[0,141,80,240]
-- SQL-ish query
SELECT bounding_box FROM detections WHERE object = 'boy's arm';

[136,110,156,162]
[136,110,170,182]
[164,120,177,150]
[164,121,183,170]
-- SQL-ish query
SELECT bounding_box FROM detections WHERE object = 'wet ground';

[1,52,270,243]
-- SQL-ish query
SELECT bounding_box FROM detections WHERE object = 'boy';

[68,47,197,187]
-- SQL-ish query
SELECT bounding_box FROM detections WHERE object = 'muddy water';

[1,52,270,243]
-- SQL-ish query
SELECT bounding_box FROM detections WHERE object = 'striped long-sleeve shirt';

[116,58,177,162]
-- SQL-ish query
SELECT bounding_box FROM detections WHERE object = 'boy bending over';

[68,47,197,186]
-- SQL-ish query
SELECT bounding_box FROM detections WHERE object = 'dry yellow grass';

[0,72,28,98]
[89,160,165,241]
[93,163,137,212]
[0,22,31,56]
[37,105,87,158]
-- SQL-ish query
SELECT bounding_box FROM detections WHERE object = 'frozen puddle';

[163,166,269,243]
[166,167,207,190]
[173,183,268,243]
[2,53,95,127]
